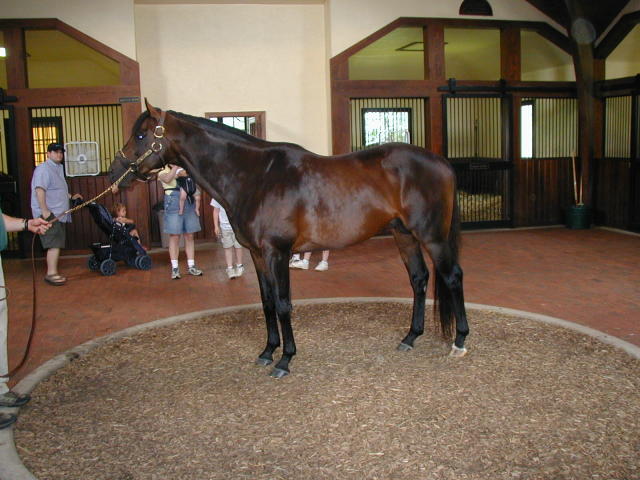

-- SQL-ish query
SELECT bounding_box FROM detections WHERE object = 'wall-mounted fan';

[64,141,100,177]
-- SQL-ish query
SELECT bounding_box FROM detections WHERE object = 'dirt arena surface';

[14,302,640,480]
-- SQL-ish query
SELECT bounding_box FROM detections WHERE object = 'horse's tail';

[433,181,460,339]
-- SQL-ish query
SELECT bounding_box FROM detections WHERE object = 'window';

[205,111,266,139]
[521,98,578,158]
[521,101,534,158]
[32,117,63,166]
[361,108,411,147]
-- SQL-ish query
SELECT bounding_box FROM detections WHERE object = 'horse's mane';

[168,110,266,145]
[132,109,266,145]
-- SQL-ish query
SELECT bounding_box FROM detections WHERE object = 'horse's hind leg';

[251,251,281,367]
[429,242,470,357]
[391,222,429,351]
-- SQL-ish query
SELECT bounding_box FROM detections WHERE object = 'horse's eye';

[136,133,145,140]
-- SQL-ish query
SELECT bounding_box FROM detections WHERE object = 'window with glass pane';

[209,116,257,135]
[361,109,411,147]
[32,117,63,166]
[0,31,7,89]
[521,102,534,158]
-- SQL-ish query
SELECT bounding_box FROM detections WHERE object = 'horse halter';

[117,109,168,179]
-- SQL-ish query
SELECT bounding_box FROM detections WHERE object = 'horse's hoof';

[255,357,272,366]
[449,344,468,358]
[269,368,289,379]
[397,342,413,352]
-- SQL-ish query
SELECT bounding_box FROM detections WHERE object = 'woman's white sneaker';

[290,259,309,270]
[315,260,329,271]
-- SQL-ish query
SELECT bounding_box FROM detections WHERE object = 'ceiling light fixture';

[459,0,493,16]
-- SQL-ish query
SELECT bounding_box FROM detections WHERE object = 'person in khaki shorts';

[210,198,244,279]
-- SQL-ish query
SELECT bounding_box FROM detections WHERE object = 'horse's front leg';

[251,251,280,367]
[264,248,296,378]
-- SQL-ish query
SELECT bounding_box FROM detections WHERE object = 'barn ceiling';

[524,0,632,38]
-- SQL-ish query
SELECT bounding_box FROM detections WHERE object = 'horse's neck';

[181,133,265,212]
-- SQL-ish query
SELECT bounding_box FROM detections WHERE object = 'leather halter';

[117,109,168,179]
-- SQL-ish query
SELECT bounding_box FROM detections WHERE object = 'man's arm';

[35,187,51,219]
[2,214,50,235]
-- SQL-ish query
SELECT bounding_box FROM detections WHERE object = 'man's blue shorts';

[163,190,202,235]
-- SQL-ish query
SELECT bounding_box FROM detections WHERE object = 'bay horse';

[109,100,469,378]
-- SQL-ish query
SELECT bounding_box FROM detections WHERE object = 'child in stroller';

[86,202,152,276]
[111,202,141,241]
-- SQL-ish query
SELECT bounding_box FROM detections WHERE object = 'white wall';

[326,0,564,57]
[134,3,329,154]
[1,0,137,60]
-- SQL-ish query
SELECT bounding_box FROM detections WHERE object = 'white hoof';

[449,344,468,357]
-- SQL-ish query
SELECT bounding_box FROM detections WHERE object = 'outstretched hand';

[28,217,51,235]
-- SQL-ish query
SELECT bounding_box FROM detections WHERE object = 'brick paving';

[4,226,639,387]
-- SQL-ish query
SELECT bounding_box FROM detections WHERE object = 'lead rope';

[5,144,160,379]
[7,110,167,379]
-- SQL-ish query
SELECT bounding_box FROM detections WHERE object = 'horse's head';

[108,99,181,187]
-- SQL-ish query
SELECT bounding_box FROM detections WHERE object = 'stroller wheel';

[100,258,117,276]
[88,255,100,272]
[135,254,152,271]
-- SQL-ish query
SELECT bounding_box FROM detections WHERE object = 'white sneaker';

[235,264,245,277]
[290,259,309,270]
[227,266,238,279]
[315,260,329,271]
[289,254,300,266]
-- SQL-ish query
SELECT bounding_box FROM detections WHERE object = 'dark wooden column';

[565,0,597,206]
[330,59,350,155]
[424,24,445,155]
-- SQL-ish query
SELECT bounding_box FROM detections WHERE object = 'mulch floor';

[14,302,640,480]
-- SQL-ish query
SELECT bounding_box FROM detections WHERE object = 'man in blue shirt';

[30,143,82,286]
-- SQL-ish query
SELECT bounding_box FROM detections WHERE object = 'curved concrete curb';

[1,297,638,480]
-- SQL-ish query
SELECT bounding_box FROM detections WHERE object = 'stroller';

[86,202,152,276]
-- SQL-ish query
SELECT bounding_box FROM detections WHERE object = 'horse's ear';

[144,98,162,120]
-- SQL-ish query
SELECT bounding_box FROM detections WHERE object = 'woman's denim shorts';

[163,190,202,235]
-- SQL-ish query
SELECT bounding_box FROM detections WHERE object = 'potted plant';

[566,153,591,229]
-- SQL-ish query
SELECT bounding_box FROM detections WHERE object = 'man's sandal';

[44,274,67,286]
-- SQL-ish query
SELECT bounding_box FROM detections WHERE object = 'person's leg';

[185,233,202,276]
[0,257,30,410]
[235,246,243,266]
[290,251,310,269]
[46,248,60,276]
[224,247,234,268]
[315,250,330,271]
[169,234,181,279]
[0,258,8,396]
[234,246,244,277]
